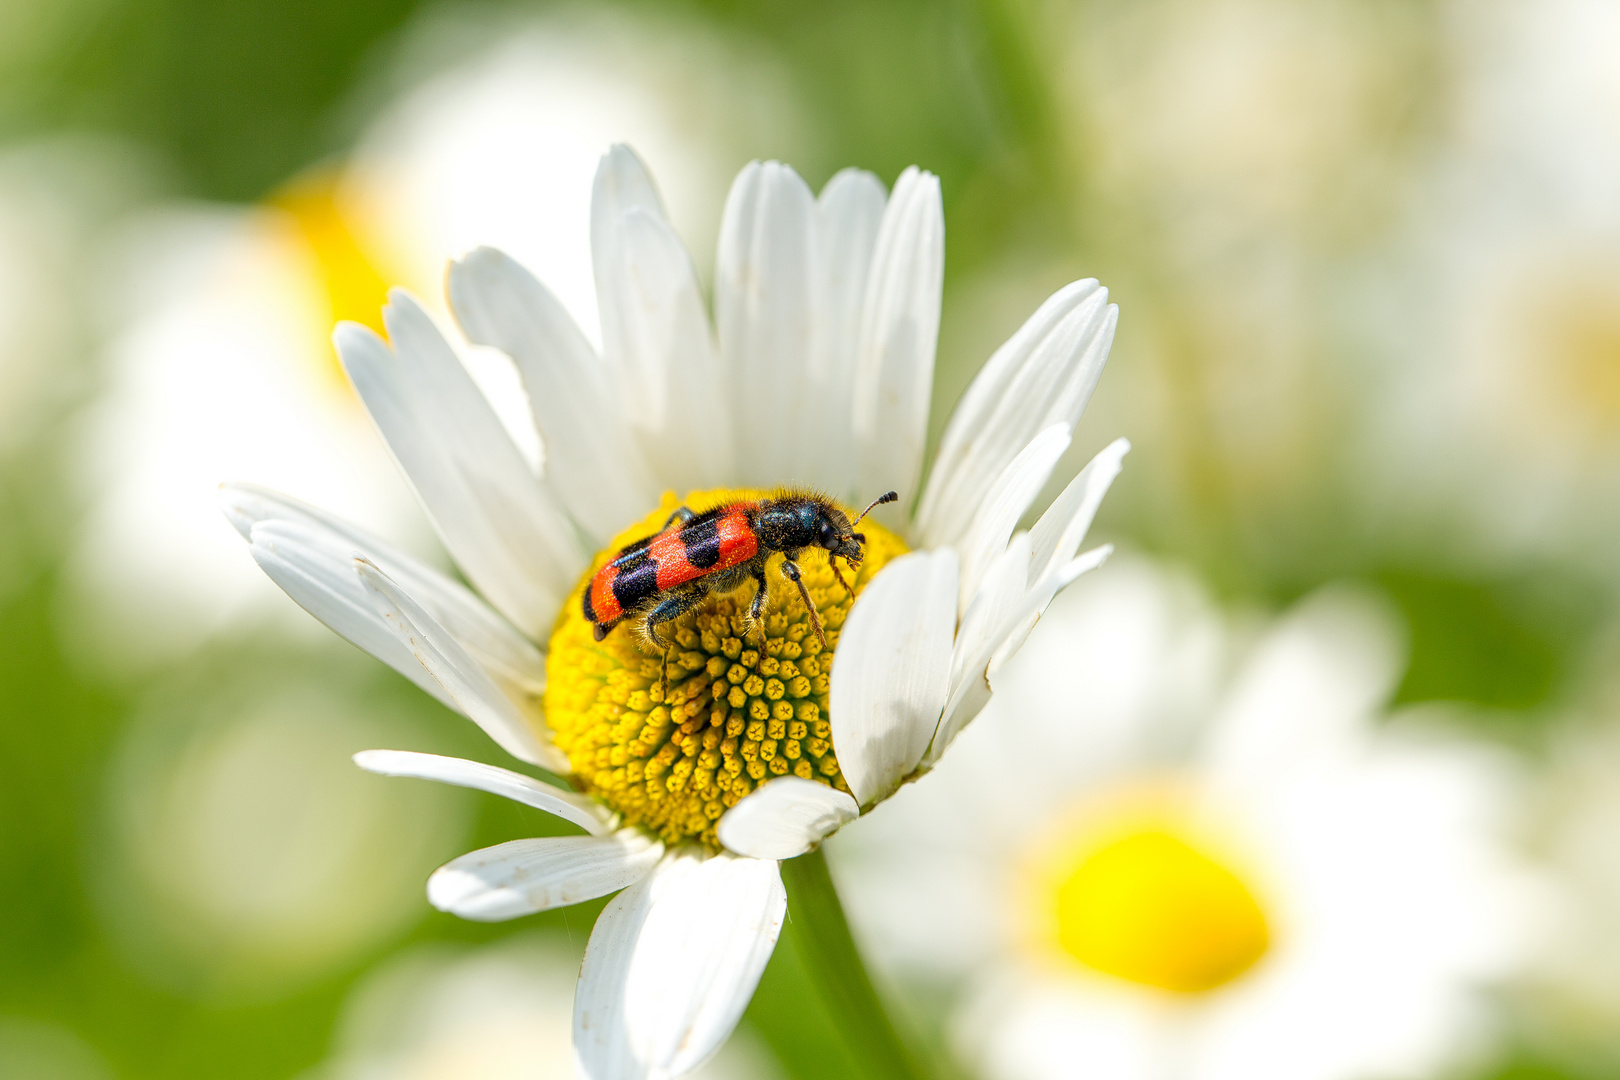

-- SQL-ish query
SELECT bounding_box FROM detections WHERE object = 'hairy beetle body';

[583,489,898,693]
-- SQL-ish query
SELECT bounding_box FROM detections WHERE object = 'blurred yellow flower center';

[270,171,393,386]
[1544,285,1620,436]
[1033,805,1270,994]
[544,490,907,849]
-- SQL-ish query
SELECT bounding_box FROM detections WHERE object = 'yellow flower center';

[1543,282,1620,439]
[1025,788,1270,994]
[544,489,908,849]
[269,170,394,388]
[1489,253,1620,453]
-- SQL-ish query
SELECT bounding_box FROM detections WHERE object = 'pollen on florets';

[544,488,908,850]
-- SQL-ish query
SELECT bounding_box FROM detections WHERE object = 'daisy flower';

[222,144,1125,1078]
[839,558,1538,1080]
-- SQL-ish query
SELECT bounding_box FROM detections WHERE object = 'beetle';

[583,489,899,693]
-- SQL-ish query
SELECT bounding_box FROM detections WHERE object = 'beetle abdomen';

[583,505,761,630]
[647,508,759,590]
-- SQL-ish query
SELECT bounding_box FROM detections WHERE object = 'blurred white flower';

[837,557,1539,1080]
[1048,0,1428,559]
[1448,0,1620,223]
[1376,223,1620,556]
[1363,0,1620,571]
[310,936,781,1080]
[1060,0,1423,249]
[67,10,795,668]
[97,675,470,1000]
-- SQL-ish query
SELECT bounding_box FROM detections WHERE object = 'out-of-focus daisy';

[309,936,779,1080]
[1061,0,1426,247]
[1363,0,1620,570]
[838,558,1537,1080]
[224,144,1125,1077]
[1447,0,1620,222]
[1043,0,1428,570]
[69,13,787,666]
[1369,218,1620,568]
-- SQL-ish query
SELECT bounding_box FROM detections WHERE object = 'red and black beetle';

[584,490,898,691]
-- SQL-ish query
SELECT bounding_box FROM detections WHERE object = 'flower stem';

[780,846,933,1080]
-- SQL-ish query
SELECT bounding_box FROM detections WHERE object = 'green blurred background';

[4,0,1620,1077]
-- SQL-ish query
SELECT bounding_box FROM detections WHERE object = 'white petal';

[575,852,785,1080]
[852,168,943,521]
[929,534,1038,768]
[336,295,587,639]
[357,558,565,771]
[353,749,612,834]
[244,519,459,713]
[830,549,958,806]
[716,161,818,488]
[591,143,670,232]
[427,830,662,921]
[954,423,1071,615]
[448,247,660,543]
[989,545,1114,677]
[811,168,887,498]
[591,149,731,491]
[928,545,1113,764]
[717,777,859,860]
[223,483,546,697]
[914,279,1117,549]
[949,532,1035,702]
[1026,437,1130,589]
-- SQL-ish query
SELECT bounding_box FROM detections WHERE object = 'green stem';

[780,847,933,1080]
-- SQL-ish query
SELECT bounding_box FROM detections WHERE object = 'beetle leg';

[661,505,696,531]
[780,557,828,649]
[642,586,704,699]
[742,566,770,645]
[643,618,674,700]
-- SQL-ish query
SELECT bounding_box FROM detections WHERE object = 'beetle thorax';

[754,498,823,552]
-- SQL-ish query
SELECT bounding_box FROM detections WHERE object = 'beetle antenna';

[850,490,898,528]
